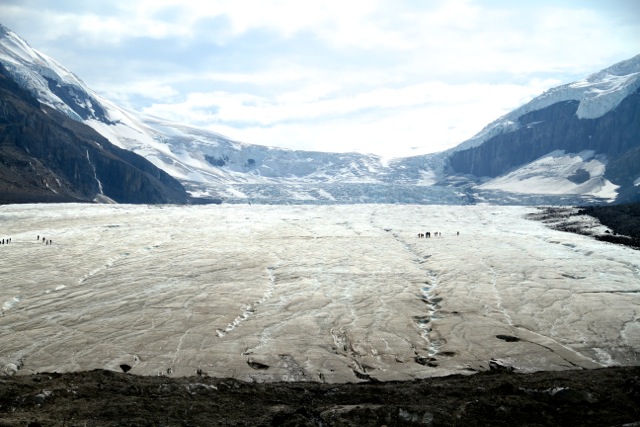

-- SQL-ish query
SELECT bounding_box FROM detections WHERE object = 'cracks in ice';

[242,323,276,356]
[326,277,375,378]
[216,266,277,338]
[329,327,376,380]
[169,329,190,372]
[418,271,444,359]
[78,258,117,285]
[511,325,604,369]
[577,290,640,294]
[370,209,444,364]
[77,235,169,285]
[549,292,576,338]
[476,250,514,327]
[330,328,351,354]
[341,280,358,329]
[489,267,513,326]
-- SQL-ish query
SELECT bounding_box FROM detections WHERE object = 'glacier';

[1,204,638,382]
[2,23,640,205]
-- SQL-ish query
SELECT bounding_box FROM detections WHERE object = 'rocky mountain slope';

[0,62,191,204]
[393,54,640,204]
[446,92,639,202]
[0,22,638,205]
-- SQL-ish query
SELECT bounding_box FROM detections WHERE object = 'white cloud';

[141,79,549,158]
[139,0,406,49]
[1,0,638,157]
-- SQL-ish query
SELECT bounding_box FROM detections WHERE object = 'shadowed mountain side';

[0,64,191,205]
[448,88,640,203]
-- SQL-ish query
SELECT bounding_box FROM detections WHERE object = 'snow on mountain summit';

[545,54,640,119]
[0,23,94,121]
[451,54,640,153]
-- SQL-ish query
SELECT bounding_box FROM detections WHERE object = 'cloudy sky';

[1,0,639,158]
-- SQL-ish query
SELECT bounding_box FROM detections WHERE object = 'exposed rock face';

[43,75,114,124]
[0,64,190,204]
[448,88,640,202]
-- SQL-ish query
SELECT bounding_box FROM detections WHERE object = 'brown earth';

[1,366,640,426]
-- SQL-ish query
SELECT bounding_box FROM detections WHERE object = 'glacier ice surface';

[0,204,638,382]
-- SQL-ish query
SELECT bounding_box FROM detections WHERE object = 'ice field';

[1,204,639,383]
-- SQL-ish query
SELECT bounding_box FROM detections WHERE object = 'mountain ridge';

[0,22,638,205]
[0,61,193,204]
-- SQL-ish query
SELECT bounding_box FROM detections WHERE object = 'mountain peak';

[451,54,640,154]
[584,54,640,80]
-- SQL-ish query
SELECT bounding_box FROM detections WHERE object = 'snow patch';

[479,150,618,201]
[416,170,437,186]
[2,296,21,311]
[315,189,336,201]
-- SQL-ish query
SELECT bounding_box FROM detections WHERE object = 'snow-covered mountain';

[0,22,402,203]
[395,55,640,204]
[0,62,191,204]
[445,57,640,204]
[451,56,640,153]
[1,22,638,205]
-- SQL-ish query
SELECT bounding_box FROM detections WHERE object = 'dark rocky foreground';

[1,367,639,426]
[529,201,640,250]
[577,202,640,248]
